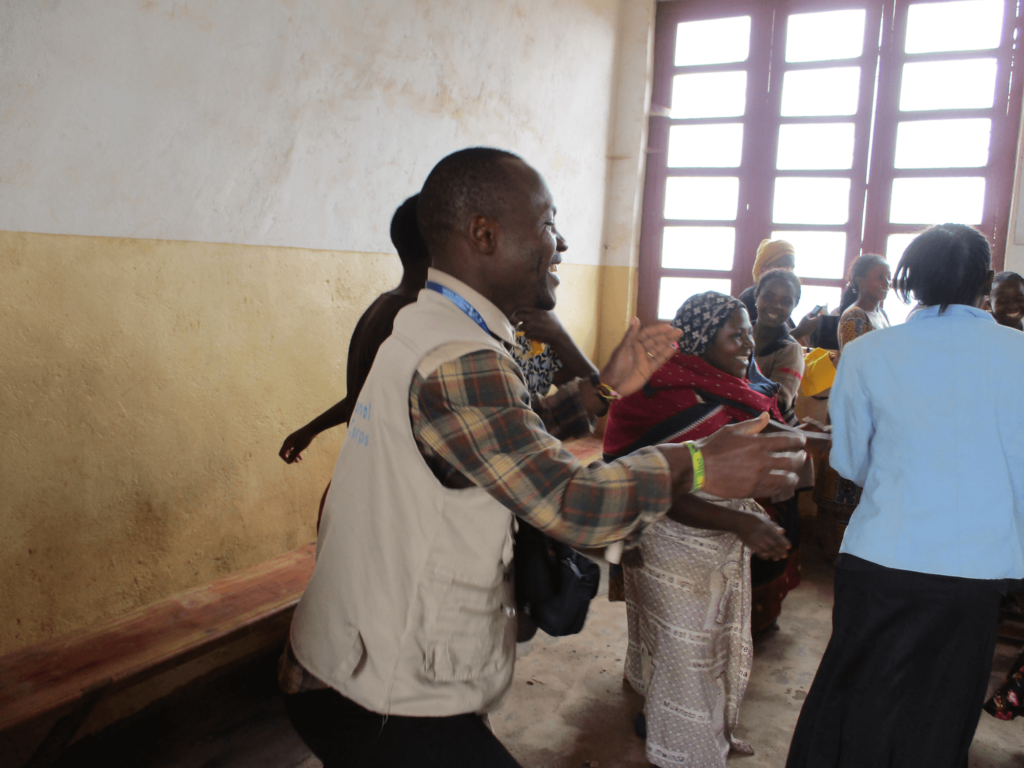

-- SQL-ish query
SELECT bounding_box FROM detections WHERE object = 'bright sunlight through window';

[905,0,1003,54]
[675,16,751,66]
[786,9,866,62]
[781,68,861,116]
[661,227,736,271]
[665,177,740,221]
[671,72,748,118]
[773,178,851,225]
[771,230,847,279]
[776,124,856,170]
[899,59,997,111]
[894,119,991,168]
[889,177,986,224]
[658,277,733,320]
[668,124,744,168]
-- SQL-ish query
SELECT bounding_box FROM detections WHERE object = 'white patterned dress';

[623,493,764,766]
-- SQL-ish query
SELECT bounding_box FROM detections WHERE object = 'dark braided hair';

[992,270,1024,292]
[894,224,991,312]
[840,254,889,315]
[754,268,802,304]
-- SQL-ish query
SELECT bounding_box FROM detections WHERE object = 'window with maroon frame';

[638,0,1024,326]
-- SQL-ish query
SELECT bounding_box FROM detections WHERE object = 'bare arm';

[581,444,794,561]
[551,342,598,385]
[512,309,598,385]
[765,343,805,416]
[791,308,825,342]
[683,412,807,500]
[665,494,790,560]
[278,397,353,463]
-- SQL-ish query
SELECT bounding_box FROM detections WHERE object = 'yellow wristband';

[685,441,705,494]
[588,373,621,403]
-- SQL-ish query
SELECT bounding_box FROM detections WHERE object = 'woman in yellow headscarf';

[754,239,797,283]
[740,239,829,345]
[738,239,796,325]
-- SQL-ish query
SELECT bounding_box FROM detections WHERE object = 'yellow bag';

[801,348,836,397]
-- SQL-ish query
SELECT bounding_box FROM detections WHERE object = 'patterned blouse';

[509,331,564,399]
[838,306,890,352]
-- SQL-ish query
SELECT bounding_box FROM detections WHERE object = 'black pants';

[284,687,522,767]
[786,555,1005,768]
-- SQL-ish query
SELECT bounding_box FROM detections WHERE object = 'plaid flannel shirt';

[280,329,672,695]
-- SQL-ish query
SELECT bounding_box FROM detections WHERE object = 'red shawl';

[602,352,782,459]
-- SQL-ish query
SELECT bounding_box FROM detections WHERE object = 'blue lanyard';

[425,281,491,336]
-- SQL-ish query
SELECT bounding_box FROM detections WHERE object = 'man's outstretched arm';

[415,352,805,549]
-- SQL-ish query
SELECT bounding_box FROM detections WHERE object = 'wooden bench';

[0,543,315,768]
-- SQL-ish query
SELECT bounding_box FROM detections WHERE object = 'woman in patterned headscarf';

[602,292,792,766]
[604,291,784,456]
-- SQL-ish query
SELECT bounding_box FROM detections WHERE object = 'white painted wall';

[600,0,657,270]
[0,0,623,266]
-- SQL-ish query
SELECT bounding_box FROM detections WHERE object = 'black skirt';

[786,555,1005,768]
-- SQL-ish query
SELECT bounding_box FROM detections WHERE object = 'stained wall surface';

[596,0,656,361]
[2,0,614,264]
[0,0,658,658]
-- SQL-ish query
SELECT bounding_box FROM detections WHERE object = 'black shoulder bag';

[514,519,601,640]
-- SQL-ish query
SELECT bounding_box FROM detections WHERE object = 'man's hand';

[792,310,825,340]
[512,308,570,346]
[697,413,806,498]
[599,317,682,397]
[734,513,790,560]
[279,427,315,464]
[763,419,832,464]
[661,490,791,557]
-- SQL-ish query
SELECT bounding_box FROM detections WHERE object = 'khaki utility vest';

[290,288,518,716]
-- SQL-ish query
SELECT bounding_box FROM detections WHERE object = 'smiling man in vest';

[280,147,807,767]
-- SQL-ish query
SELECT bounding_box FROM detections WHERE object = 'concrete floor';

[56,542,1024,767]
[494,546,1024,767]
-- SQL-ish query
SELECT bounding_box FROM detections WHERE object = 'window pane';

[889,177,986,224]
[885,233,963,323]
[665,177,740,220]
[899,59,996,111]
[792,285,842,325]
[905,1,1003,54]
[781,68,861,116]
[894,119,991,168]
[658,277,734,320]
[883,290,916,326]
[773,178,851,224]
[675,16,751,66]
[786,9,866,62]
[777,123,856,170]
[662,227,736,271]
[671,72,748,118]
[668,124,744,168]
[771,230,847,279]
[886,232,920,263]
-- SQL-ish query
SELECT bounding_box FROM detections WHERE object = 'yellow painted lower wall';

[0,231,613,661]
[595,264,639,367]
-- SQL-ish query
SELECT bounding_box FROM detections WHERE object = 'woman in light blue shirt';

[787,224,1024,767]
